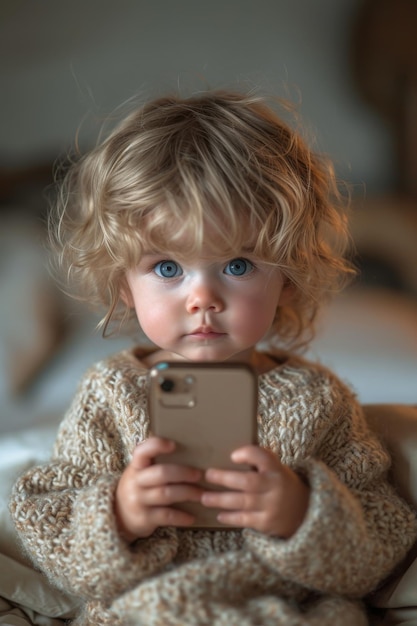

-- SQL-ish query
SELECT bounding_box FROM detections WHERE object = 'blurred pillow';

[0,216,67,394]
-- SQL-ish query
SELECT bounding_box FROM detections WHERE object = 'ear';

[279,280,296,307]
[120,281,134,308]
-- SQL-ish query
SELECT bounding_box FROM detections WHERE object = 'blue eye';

[224,258,254,276]
[154,260,183,278]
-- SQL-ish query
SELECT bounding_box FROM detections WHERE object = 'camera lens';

[160,378,175,393]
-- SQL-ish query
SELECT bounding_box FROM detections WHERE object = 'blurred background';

[1,0,416,434]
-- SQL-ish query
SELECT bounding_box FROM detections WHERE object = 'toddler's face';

[124,241,285,364]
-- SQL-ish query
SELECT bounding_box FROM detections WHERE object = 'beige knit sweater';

[10,348,417,625]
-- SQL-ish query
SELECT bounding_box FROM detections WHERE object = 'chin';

[188,349,249,363]
[179,349,229,363]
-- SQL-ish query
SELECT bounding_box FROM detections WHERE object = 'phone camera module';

[160,378,175,393]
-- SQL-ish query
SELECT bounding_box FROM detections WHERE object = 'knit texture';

[10,348,417,625]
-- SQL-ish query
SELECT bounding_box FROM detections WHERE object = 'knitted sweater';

[10,348,417,626]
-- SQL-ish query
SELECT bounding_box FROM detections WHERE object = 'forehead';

[141,209,257,260]
[148,234,256,262]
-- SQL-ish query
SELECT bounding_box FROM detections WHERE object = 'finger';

[216,510,262,529]
[135,463,203,488]
[141,483,204,506]
[205,467,262,491]
[131,437,175,470]
[145,506,197,529]
[201,489,258,511]
[231,445,283,473]
[134,506,195,536]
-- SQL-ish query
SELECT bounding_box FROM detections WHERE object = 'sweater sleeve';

[9,362,179,602]
[244,372,417,598]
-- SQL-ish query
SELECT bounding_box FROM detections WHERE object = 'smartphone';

[148,361,258,529]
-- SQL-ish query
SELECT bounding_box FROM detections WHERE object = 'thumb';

[130,436,175,470]
[231,445,283,473]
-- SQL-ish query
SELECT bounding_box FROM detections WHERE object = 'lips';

[188,326,226,338]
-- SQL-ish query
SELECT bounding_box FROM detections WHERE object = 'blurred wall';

[0,0,396,194]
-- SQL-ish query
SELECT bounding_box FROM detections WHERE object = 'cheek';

[135,301,161,332]
[232,293,277,335]
[246,280,282,316]
[133,296,176,344]
[235,279,283,333]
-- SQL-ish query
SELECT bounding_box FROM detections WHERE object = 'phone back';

[148,361,258,528]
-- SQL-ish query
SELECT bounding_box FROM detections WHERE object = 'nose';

[185,277,224,314]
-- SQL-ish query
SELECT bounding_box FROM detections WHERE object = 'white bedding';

[0,424,81,625]
[307,287,417,404]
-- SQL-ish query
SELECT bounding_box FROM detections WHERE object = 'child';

[10,90,417,626]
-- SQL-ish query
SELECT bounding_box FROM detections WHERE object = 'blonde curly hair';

[50,90,355,348]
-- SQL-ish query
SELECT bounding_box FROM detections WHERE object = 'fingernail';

[201,493,211,505]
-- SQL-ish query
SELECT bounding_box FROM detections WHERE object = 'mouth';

[187,326,226,339]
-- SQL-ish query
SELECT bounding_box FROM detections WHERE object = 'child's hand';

[115,437,203,542]
[202,446,309,538]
